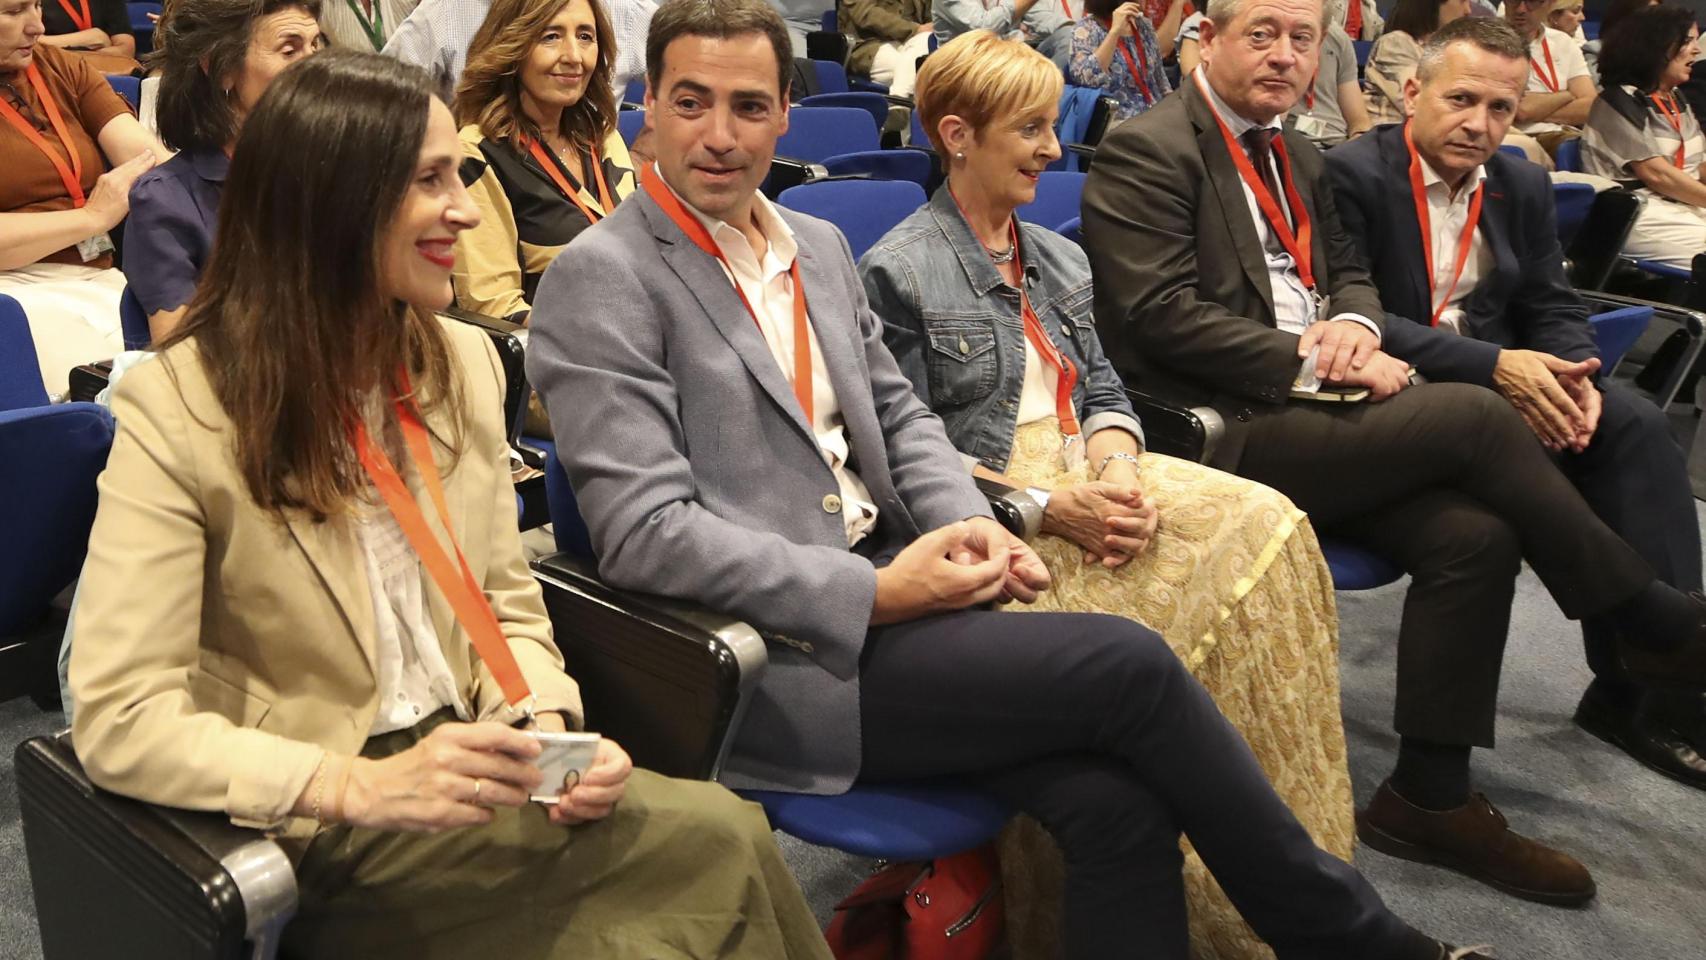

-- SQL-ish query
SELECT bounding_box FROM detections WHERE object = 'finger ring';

[471,777,483,804]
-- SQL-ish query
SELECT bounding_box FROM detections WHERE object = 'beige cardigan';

[69,318,581,850]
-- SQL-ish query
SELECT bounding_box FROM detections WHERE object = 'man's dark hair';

[1416,16,1528,83]
[645,0,794,101]
[1599,5,1697,92]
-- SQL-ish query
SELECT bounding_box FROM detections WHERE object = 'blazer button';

[822,494,843,514]
[800,641,816,654]
[1236,408,1253,422]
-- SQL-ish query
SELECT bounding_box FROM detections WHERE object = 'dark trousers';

[856,609,1435,960]
[1232,382,1654,747]
[1567,383,1703,691]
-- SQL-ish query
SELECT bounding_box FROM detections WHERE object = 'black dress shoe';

[1619,591,1706,688]
[1576,682,1706,790]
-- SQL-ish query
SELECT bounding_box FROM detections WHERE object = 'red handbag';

[824,843,1005,960]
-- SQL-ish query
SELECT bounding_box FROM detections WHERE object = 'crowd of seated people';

[22,0,1706,955]
[37,0,135,72]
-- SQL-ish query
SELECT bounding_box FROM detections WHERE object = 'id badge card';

[1293,112,1330,140]
[76,232,115,263]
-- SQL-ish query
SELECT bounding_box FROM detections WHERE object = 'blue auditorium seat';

[106,74,141,109]
[1554,137,1583,172]
[1057,215,1083,246]
[797,90,889,131]
[1319,538,1404,591]
[617,108,646,147]
[1016,170,1085,230]
[119,285,150,350]
[777,178,926,260]
[775,105,879,161]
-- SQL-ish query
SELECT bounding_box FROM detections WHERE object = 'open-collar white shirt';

[1417,154,1491,335]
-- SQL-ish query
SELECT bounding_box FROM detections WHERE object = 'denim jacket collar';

[927,185,1040,299]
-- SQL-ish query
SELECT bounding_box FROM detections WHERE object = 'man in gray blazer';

[1084,0,1706,909]
[526,0,1479,956]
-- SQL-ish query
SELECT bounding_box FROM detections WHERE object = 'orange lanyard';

[1059,0,1071,15]
[0,64,86,206]
[1652,92,1689,169]
[54,0,93,31]
[1111,29,1156,105]
[1404,120,1484,327]
[1304,68,1318,110]
[522,136,616,225]
[1196,72,1315,289]
[353,384,534,712]
[1530,37,1559,92]
[640,166,814,422]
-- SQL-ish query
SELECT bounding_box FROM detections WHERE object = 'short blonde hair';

[914,31,1064,157]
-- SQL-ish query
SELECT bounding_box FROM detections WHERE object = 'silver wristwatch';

[1024,485,1052,512]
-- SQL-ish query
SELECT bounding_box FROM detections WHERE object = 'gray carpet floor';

[5,518,1704,959]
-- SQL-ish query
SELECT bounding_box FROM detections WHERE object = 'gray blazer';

[525,187,993,795]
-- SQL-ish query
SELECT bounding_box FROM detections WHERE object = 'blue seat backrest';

[0,294,49,411]
[617,109,646,147]
[775,106,879,162]
[797,91,888,131]
[777,178,927,261]
[1588,304,1653,371]
[1555,137,1583,172]
[622,77,646,106]
[106,74,141,109]
[810,58,850,95]
[542,440,596,560]
[1016,171,1087,229]
[1054,85,1102,173]
[0,403,115,632]
[1552,182,1595,249]
[120,285,151,351]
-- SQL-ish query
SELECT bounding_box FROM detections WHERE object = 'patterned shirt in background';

[1141,0,1191,42]
[1583,84,1706,189]
[381,0,492,92]
[1067,14,1171,121]
[321,0,420,52]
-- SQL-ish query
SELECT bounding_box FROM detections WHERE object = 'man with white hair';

[1086,0,1706,909]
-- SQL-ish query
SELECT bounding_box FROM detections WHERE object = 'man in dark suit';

[1084,0,1706,907]
[1325,16,1706,791]
[526,1,1481,955]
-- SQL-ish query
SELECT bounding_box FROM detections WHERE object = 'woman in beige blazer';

[67,49,829,960]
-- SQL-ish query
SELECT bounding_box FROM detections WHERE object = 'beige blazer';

[69,318,581,845]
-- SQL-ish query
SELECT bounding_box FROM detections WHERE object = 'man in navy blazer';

[1326,17,1706,789]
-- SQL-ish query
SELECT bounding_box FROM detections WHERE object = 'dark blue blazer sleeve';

[1499,158,1597,366]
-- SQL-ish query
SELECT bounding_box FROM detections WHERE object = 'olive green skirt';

[283,713,832,960]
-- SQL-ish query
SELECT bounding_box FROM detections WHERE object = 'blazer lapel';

[1186,83,1277,321]
[283,511,379,680]
[642,193,818,443]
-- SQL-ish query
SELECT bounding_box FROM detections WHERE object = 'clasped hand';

[871,517,1051,625]
[1043,479,1157,568]
[1298,320,1410,400]
[342,717,632,832]
[1492,349,1601,452]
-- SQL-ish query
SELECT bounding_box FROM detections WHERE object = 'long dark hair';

[159,50,464,520]
[150,0,324,153]
[1599,5,1697,92]
[454,0,617,150]
[1384,0,1449,40]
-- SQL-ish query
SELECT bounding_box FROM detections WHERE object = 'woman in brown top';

[1,0,163,394]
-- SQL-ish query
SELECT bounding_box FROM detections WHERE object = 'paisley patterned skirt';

[997,419,1353,960]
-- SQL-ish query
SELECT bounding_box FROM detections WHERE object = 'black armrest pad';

[68,359,115,404]
[1126,389,1216,463]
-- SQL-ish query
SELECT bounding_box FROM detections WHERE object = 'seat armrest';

[438,308,528,445]
[67,359,115,404]
[974,476,1043,541]
[1579,291,1705,409]
[804,30,848,63]
[530,553,767,781]
[16,732,297,960]
[1125,389,1222,464]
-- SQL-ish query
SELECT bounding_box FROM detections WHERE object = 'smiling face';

[1662,24,1700,90]
[0,0,44,73]
[951,105,1063,213]
[379,98,482,309]
[1198,0,1324,124]
[1405,42,1527,184]
[227,6,324,123]
[646,31,788,225]
[519,0,600,128]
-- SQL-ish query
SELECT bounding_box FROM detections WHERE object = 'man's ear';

[1403,75,1420,118]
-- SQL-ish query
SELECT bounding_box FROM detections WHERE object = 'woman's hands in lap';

[1042,479,1160,568]
[343,721,544,832]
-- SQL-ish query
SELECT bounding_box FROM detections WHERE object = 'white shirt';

[1417,155,1492,335]
[1195,69,1381,387]
[1017,334,1074,425]
[1520,26,1590,135]
[605,0,659,97]
[357,492,468,736]
[659,168,879,545]
[380,0,491,91]
[320,0,420,52]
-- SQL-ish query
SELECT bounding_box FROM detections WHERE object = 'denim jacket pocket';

[925,324,1000,406]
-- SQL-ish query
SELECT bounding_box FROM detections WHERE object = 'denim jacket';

[859,187,1144,473]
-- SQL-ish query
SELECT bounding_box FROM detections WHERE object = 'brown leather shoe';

[1357,781,1596,907]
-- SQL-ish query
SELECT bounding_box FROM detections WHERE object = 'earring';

[955,151,964,160]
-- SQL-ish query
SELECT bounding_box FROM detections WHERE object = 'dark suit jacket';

[1083,77,1387,470]
[1325,123,1597,387]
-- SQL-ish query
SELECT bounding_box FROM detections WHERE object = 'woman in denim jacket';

[859,32,1359,956]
